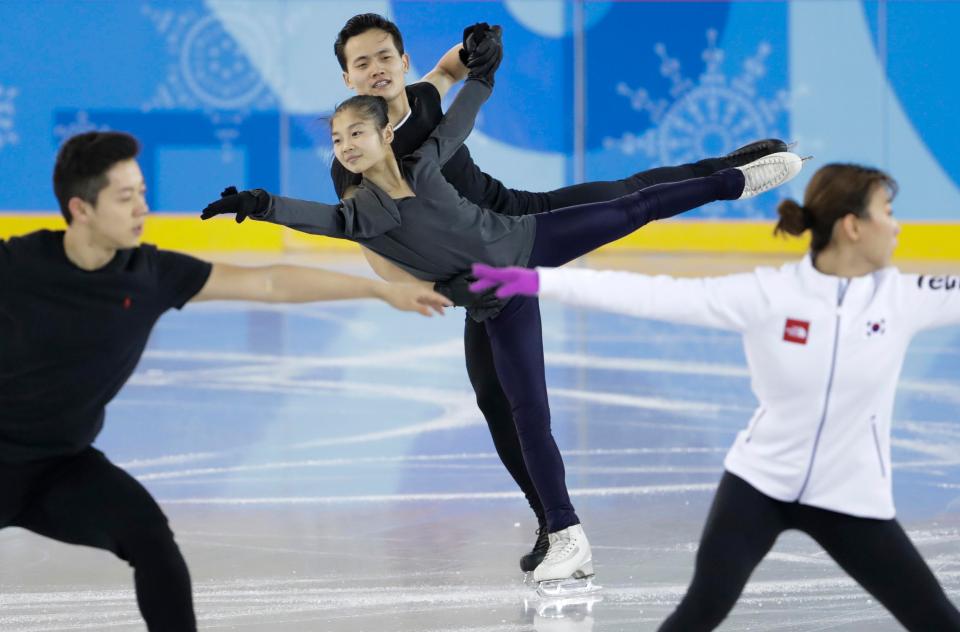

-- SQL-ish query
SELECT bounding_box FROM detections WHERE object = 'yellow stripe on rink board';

[892,223,960,260]
[144,216,288,251]
[0,214,352,252]
[609,220,960,261]
[603,221,807,255]
[1,214,957,260]
[0,215,67,236]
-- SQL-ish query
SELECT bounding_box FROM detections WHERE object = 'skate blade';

[536,574,602,598]
[523,593,604,618]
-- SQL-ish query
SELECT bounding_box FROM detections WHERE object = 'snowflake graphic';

[142,4,279,160]
[604,29,789,217]
[53,111,111,143]
[0,84,20,150]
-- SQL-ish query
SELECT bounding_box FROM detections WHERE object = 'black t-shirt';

[331,81,514,211]
[0,230,212,463]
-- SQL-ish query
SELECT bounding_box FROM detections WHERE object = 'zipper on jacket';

[871,415,887,478]
[797,279,849,501]
[745,408,767,443]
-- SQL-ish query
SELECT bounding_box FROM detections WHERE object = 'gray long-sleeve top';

[250,81,536,282]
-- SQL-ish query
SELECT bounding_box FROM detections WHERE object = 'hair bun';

[774,199,808,237]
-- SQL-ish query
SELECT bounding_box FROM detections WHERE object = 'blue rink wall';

[0,1,957,252]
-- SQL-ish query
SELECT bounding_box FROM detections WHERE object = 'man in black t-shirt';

[330,14,789,573]
[0,131,449,631]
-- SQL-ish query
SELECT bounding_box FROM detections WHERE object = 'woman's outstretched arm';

[471,264,767,333]
[200,187,400,240]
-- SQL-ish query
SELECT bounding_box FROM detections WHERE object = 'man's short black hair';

[52,131,140,224]
[334,13,405,71]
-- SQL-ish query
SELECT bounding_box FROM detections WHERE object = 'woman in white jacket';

[469,163,960,631]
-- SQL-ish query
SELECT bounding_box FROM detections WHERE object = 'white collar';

[394,108,412,131]
[798,254,884,305]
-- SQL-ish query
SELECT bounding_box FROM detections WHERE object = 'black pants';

[0,448,196,631]
[465,158,732,529]
[481,171,744,532]
[486,157,729,216]
[659,472,960,631]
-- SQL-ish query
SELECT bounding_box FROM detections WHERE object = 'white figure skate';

[736,151,805,199]
[531,524,601,597]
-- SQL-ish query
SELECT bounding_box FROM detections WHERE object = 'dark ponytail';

[774,198,808,237]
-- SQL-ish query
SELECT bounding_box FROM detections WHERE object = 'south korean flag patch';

[866,319,886,337]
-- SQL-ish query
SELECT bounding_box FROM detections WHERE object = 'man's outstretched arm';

[423,22,503,99]
[360,246,430,285]
[360,248,501,315]
[422,43,468,99]
[189,263,450,316]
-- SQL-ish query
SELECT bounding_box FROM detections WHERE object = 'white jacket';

[538,257,960,519]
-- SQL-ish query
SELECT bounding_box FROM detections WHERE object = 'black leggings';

[485,157,729,216]
[0,448,196,631]
[660,472,960,631]
[482,171,744,533]
[464,316,546,524]
[465,159,733,529]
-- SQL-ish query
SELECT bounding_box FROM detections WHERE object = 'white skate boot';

[532,524,601,597]
[736,151,805,199]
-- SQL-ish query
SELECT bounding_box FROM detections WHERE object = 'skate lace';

[543,533,578,563]
[532,528,550,554]
[744,156,786,193]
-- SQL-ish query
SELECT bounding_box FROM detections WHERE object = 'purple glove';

[469,263,539,299]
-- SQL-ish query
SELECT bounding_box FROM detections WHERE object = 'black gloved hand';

[459,22,493,66]
[200,186,269,223]
[466,25,502,88]
[434,269,502,312]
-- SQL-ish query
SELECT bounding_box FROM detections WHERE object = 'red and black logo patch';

[783,318,810,345]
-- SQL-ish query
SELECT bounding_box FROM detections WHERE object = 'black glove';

[466,25,502,88]
[434,270,504,321]
[458,22,493,66]
[200,186,270,223]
